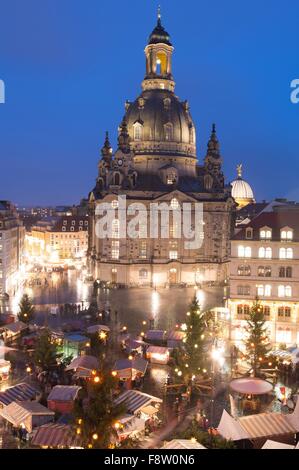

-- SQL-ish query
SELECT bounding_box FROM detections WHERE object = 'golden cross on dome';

[237,164,243,178]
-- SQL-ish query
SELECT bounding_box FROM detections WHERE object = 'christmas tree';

[18,294,35,324]
[244,299,271,376]
[174,296,208,388]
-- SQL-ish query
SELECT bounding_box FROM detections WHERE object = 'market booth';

[47,385,81,414]
[65,355,99,379]
[162,439,206,449]
[114,389,162,424]
[32,423,80,448]
[218,397,299,448]
[115,414,145,442]
[113,358,148,386]
[146,346,169,365]
[63,333,89,358]
[0,401,54,433]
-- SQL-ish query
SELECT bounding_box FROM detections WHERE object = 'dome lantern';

[142,8,175,93]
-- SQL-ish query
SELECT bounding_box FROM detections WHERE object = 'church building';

[88,12,235,287]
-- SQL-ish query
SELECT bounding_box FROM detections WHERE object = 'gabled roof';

[162,439,206,449]
[114,390,162,414]
[32,423,78,448]
[47,385,81,402]
[0,383,39,406]
[2,321,28,333]
[65,355,99,372]
[0,401,54,431]
[114,357,148,375]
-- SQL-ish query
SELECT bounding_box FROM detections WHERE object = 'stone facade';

[88,15,235,287]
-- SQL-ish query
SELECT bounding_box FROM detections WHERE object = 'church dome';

[123,89,196,158]
[231,164,255,208]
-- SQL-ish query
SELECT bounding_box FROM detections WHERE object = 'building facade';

[88,14,235,287]
[26,216,88,264]
[229,203,299,347]
[0,201,25,312]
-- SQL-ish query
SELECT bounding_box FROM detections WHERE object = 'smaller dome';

[148,15,172,46]
[231,164,255,208]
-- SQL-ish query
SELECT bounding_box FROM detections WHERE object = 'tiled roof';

[52,216,88,232]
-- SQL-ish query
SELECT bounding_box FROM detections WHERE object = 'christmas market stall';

[218,397,299,448]
[65,355,99,379]
[0,401,54,433]
[114,389,162,426]
[32,423,80,449]
[146,346,170,365]
[47,385,81,414]
[112,358,148,387]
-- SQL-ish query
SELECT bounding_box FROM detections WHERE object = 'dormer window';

[167,172,177,185]
[281,228,293,241]
[245,227,253,239]
[260,228,272,240]
[133,122,143,141]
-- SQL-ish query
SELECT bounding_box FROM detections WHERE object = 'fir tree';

[73,370,125,449]
[18,294,35,324]
[33,329,59,371]
[244,299,271,376]
[174,297,208,387]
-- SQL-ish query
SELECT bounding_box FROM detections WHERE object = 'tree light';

[92,433,98,440]
[94,376,100,383]
[112,371,117,377]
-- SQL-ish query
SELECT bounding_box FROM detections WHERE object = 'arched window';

[133,122,143,141]
[113,173,120,186]
[286,285,292,297]
[279,267,285,277]
[238,245,252,258]
[170,198,179,209]
[258,247,265,258]
[156,52,167,75]
[286,266,292,278]
[164,123,173,141]
[286,248,293,259]
[281,229,293,240]
[265,247,272,258]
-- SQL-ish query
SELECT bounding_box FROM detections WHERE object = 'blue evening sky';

[0,0,298,205]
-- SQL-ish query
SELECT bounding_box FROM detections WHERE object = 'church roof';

[148,11,172,46]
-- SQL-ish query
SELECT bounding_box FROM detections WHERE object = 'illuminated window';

[139,240,147,259]
[111,240,119,260]
[238,246,251,258]
[167,172,177,185]
[276,328,291,344]
[257,284,271,296]
[280,247,293,259]
[281,229,293,241]
[260,229,272,240]
[278,285,292,297]
[133,122,143,141]
[169,250,178,260]
[238,265,251,276]
[111,199,118,209]
[259,247,272,259]
[170,198,179,209]
[278,306,291,318]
